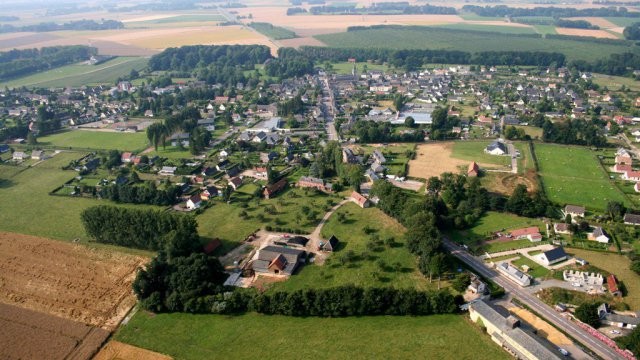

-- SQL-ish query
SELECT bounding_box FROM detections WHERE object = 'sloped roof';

[543,247,567,262]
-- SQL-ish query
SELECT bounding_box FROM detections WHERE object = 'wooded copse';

[81,205,200,251]
[0,46,96,81]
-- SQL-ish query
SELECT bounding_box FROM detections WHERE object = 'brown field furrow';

[555,27,619,39]
[94,341,173,360]
[0,232,147,330]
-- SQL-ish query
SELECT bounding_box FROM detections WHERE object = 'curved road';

[444,239,624,360]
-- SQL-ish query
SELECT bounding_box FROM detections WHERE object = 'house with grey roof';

[485,140,507,156]
[496,262,531,287]
[624,213,640,226]
[598,303,640,330]
[249,245,306,276]
[539,247,568,266]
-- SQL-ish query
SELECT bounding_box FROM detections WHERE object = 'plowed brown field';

[0,232,147,330]
[94,341,173,360]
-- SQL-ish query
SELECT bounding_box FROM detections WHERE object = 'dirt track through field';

[0,232,147,330]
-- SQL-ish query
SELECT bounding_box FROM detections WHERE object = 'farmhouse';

[263,179,287,199]
[588,227,610,243]
[183,193,202,209]
[485,140,507,156]
[12,151,26,160]
[250,245,306,276]
[607,275,622,296]
[553,223,572,235]
[159,166,177,176]
[563,205,585,219]
[469,301,562,360]
[467,161,480,177]
[539,247,568,266]
[297,176,326,191]
[319,235,339,252]
[228,176,243,190]
[468,274,488,295]
[350,191,370,208]
[372,150,386,164]
[624,213,640,226]
[598,304,640,330]
[496,262,531,287]
[30,150,44,160]
[510,227,542,242]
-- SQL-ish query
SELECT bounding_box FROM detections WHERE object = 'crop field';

[603,17,640,27]
[315,26,639,62]
[0,57,148,88]
[116,312,509,360]
[555,27,618,39]
[0,231,147,329]
[125,14,226,28]
[435,23,537,34]
[408,142,509,179]
[94,341,172,360]
[249,22,297,40]
[0,302,110,360]
[268,202,438,291]
[567,248,640,310]
[533,144,630,210]
[38,130,149,151]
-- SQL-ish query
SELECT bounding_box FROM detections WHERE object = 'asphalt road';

[444,239,624,360]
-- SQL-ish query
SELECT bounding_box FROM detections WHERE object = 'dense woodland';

[98,183,183,206]
[0,19,123,33]
[462,5,639,18]
[0,46,96,82]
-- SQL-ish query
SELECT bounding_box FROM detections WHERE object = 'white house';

[588,227,610,243]
[539,247,568,266]
[485,140,507,155]
[186,194,202,210]
[12,151,26,160]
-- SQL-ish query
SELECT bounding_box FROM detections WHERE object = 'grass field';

[604,17,640,27]
[316,26,638,62]
[513,125,543,139]
[567,248,640,310]
[451,141,511,167]
[511,256,551,279]
[329,61,388,75]
[126,15,226,28]
[115,312,509,360]
[269,202,439,291]
[37,130,149,152]
[534,144,630,210]
[449,211,545,251]
[534,25,558,35]
[0,57,148,88]
[435,23,537,34]
[249,22,297,40]
[592,73,640,92]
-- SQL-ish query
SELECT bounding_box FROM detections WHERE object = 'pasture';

[435,23,537,34]
[533,144,630,210]
[115,312,509,360]
[0,57,147,88]
[269,202,436,291]
[37,130,149,152]
[451,141,512,167]
[316,26,639,62]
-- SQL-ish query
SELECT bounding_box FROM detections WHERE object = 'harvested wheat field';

[0,302,110,360]
[509,307,572,346]
[555,27,619,39]
[408,142,500,179]
[94,341,172,360]
[0,232,147,330]
[563,17,619,29]
[409,143,469,178]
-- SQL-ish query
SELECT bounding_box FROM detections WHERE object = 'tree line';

[148,45,272,72]
[265,48,314,79]
[542,118,608,147]
[308,3,456,15]
[462,5,639,18]
[98,182,183,206]
[0,19,123,33]
[0,46,96,81]
[81,205,200,251]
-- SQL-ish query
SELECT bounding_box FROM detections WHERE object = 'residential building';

[564,205,585,219]
[263,179,287,199]
[320,235,339,252]
[553,223,572,235]
[496,262,531,287]
[598,304,640,329]
[467,161,480,177]
[297,176,326,191]
[30,150,44,160]
[510,227,542,242]
[228,176,243,190]
[350,191,370,208]
[588,227,610,243]
[562,270,603,287]
[186,194,202,210]
[539,247,568,266]
[485,140,507,155]
[12,151,26,160]
[469,301,562,360]
[159,166,177,176]
[608,274,622,296]
[249,245,306,276]
[624,213,640,226]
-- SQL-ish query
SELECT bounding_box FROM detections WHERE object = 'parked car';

[558,348,569,356]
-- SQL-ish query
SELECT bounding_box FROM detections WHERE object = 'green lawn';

[329,61,389,75]
[269,202,437,291]
[37,130,149,152]
[0,57,148,88]
[147,146,194,159]
[513,125,543,139]
[511,256,552,279]
[534,143,630,210]
[316,26,638,62]
[451,140,511,167]
[0,151,157,242]
[449,211,545,252]
[115,311,509,360]
[197,187,338,253]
